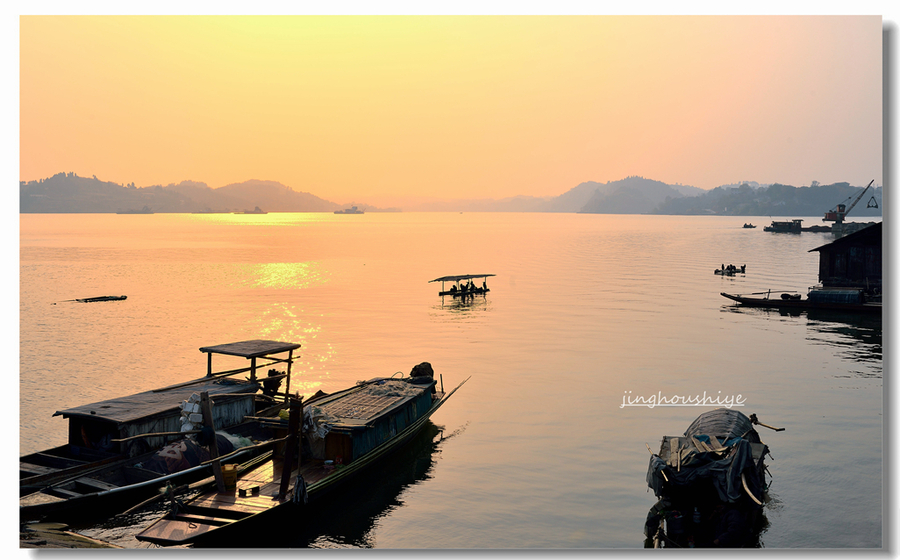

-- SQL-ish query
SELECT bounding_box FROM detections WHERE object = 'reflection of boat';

[20,340,302,517]
[334,206,364,214]
[430,274,495,297]
[644,409,782,548]
[721,288,881,314]
[75,295,127,303]
[742,223,756,228]
[136,366,468,547]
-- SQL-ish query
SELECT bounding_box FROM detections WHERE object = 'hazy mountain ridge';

[19,173,882,217]
[652,182,883,217]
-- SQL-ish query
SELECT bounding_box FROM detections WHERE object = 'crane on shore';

[822,179,877,224]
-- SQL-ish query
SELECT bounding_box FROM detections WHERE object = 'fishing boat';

[715,265,745,276]
[20,340,302,513]
[430,274,495,297]
[644,409,783,548]
[136,364,468,547]
[721,288,881,314]
[742,223,756,229]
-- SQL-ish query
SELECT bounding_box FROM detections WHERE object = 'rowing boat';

[136,368,468,547]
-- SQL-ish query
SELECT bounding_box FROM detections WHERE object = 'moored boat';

[721,288,881,314]
[644,409,783,548]
[20,340,302,516]
[136,364,468,547]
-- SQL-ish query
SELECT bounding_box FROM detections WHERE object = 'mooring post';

[200,391,225,493]
[278,397,303,500]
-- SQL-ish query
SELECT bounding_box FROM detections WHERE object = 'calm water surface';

[18,213,882,548]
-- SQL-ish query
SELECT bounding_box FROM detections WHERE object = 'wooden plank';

[20,462,60,477]
[74,477,119,492]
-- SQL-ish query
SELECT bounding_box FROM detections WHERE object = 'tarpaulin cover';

[647,409,767,504]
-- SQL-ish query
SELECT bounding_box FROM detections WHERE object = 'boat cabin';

[21,340,301,487]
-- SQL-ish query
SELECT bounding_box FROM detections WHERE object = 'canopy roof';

[198,339,301,358]
[430,274,495,283]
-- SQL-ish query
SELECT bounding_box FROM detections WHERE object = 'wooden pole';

[284,349,294,404]
[200,391,226,493]
[278,397,303,500]
[250,356,257,383]
[206,351,213,377]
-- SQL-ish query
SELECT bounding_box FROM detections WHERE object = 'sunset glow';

[19,15,883,203]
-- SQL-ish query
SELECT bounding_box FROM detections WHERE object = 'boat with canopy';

[429,274,495,297]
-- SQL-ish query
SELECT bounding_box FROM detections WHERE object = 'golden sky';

[19,15,883,203]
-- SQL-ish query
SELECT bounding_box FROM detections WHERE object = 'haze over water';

[19,212,881,548]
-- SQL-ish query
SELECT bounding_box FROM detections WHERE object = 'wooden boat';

[742,223,756,229]
[721,289,881,314]
[20,340,301,504]
[644,409,783,548]
[430,274,495,297]
[136,366,468,547]
[75,295,127,302]
[763,219,802,233]
[19,406,286,523]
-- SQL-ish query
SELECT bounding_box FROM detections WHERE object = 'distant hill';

[578,176,691,214]
[652,181,883,217]
[20,173,341,213]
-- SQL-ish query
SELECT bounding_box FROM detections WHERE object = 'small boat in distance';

[236,207,267,214]
[715,265,746,276]
[430,274,495,297]
[334,206,364,214]
[763,219,802,233]
[742,223,756,228]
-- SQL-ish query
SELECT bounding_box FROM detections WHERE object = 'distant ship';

[235,206,267,214]
[116,205,153,214]
[334,206,364,214]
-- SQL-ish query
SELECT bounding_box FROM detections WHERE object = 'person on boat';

[482,280,488,291]
[740,264,746,273]
[449,285,457,293]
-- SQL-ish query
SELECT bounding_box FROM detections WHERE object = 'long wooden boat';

[721,290,881,314]
[20,340,301,502]
[644,409,783,548]
[136,368,468,547]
